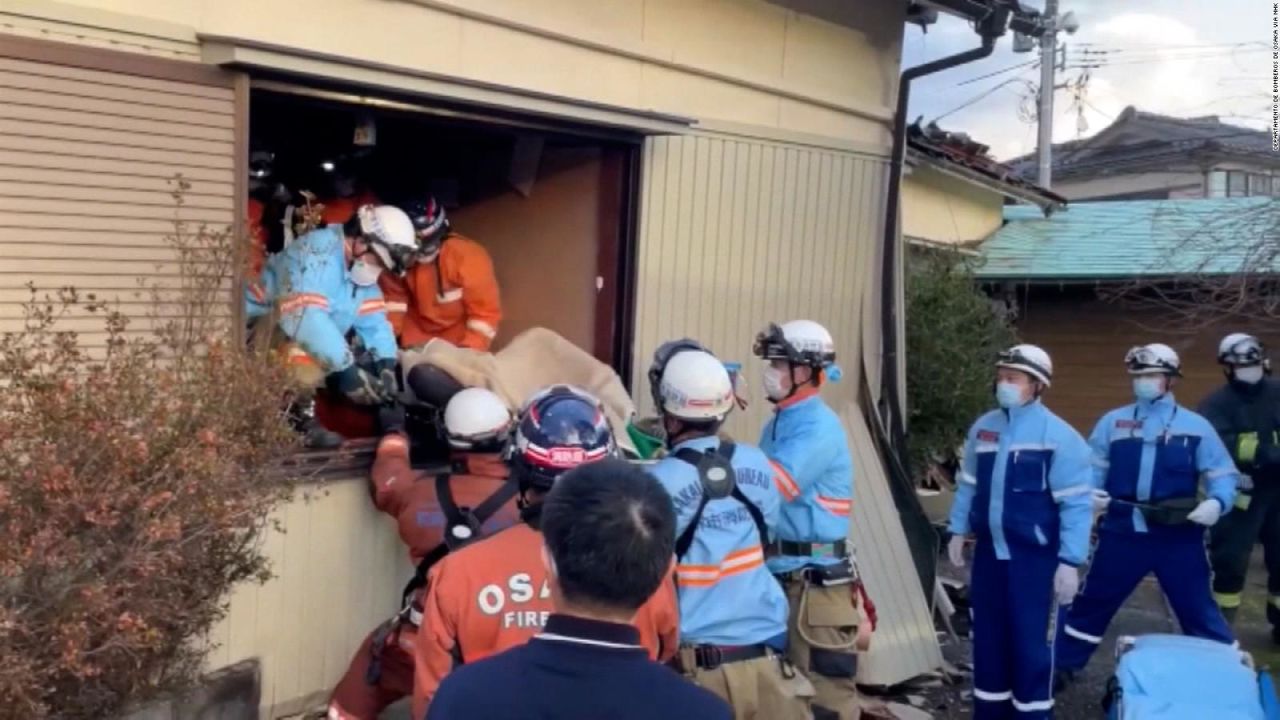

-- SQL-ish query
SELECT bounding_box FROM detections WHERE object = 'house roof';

[974,197,1280,282]
[1006,106,1277,179]
[907,121,1067,212]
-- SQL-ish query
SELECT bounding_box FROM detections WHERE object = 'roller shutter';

[0,37,239,350]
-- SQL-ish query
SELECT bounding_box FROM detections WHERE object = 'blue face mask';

[1133,376,1164,402]
[995,382,1025,409]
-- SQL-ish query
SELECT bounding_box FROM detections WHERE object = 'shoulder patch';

[977,430,1000,443]
[1115,419,1142,430]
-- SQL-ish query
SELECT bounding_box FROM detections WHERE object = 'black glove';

[327,365,389,406]
[373,358,399,401]
[378,402,408,436]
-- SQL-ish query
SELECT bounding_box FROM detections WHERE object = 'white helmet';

[996,344,1053,386]
[443,387,514,450]
[657,349,735,422]
[754,320,837,368]
[1125,343,1181,376]
[1218,333,1267,367]
[357,204,418,274]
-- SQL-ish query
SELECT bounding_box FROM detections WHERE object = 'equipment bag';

[1103,634,1268,720]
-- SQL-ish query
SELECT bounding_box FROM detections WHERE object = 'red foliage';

[0,184,305,719]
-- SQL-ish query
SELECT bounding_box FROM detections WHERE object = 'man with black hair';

[410,386,678,720]
[645,341,812,719]
[427,459,731,720]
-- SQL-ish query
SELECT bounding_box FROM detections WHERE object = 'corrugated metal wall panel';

[0,50,235,345]
[632,133,941,685]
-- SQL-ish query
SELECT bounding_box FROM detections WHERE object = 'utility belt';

[772,554,856,588]
[1111,495,1199,526]
[668,643,775,673]
[768,539,849,563]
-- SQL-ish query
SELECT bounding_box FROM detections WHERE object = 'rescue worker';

[753,320,863,720]
[326,387,520,720]
[1204,334,1280,638]
[244,204,416,448]
[644,340,812,719]
[411,386,679,720]
[1057,343,1238,680]
[947,344,1093,719]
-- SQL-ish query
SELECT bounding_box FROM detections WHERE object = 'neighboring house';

[1007,106,1280,202]
[975,197,1280,433]
[904,122,1065,250]
[0,0,1042,713]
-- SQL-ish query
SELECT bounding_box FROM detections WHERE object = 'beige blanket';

[401,328,638,455]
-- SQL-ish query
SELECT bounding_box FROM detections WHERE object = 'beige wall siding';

[1052,170,1203,200]
[203,479,413,718]
[0,52,235,350]
[631,133,940,685]
[902,165,1004,245]
[3,0,904,146]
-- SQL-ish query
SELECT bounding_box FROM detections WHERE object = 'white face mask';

[763,366,790,400]
[349,259,383,287]
[1234,365,1266,384]
[1133,376,1164,402]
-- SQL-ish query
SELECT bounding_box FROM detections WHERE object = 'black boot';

[288,396,343,449]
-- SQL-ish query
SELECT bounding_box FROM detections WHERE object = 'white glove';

[947,534,966,568]
[1091,489,1111,513]
[1187,498,1224,527]
[1053,563,1079,605]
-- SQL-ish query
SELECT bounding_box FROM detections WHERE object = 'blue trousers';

[971,538,1061,720]
[1057,527,1234,672]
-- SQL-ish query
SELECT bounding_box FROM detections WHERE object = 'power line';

[931,78,1036,123]
[955,59,1038,86]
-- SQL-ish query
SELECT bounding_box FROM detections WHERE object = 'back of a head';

[541,459,676,614]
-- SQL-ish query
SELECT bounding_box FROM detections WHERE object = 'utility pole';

[1036,0,1058,188]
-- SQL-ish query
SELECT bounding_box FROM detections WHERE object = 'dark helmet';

[510,385,616,493]
[402,196,450,258]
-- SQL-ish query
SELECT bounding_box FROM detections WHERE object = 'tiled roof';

[975,197,1280,281]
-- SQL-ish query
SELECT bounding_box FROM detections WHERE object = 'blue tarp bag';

[1104,634,1267,720]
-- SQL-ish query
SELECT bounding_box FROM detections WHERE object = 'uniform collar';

[1135,392,1177,416]
[454,452,509,479]
[671,435,720,453]
[1005,397,1043,422]
[535,614,642,650]
[775,388,821,412]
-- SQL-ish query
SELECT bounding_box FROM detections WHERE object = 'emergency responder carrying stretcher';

[325,387,520,720]
[644,340,813,720]
[381,197,503,409]
[1056,343,1239,684]
[410,386,679,720]
[947,344,1093,720]
[1205,334,1280,639]
[244,204,418,448]
[754,320,868,720]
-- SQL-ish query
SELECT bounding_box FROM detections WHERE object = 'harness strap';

[671,443,769,561]
[400,472,520,606]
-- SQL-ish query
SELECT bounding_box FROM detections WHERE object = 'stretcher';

[1104,634,1279,720]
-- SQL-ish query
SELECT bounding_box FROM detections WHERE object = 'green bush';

[905,248,1017,481]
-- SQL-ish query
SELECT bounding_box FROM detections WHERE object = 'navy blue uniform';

[425,614,730,720]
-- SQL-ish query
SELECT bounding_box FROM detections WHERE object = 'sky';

[902,0,1271,160]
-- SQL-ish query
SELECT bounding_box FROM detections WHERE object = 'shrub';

[905,248,1017,482]
[0,180,304,718]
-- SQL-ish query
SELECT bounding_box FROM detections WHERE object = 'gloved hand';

[378,402,407,436]
[1053,563,1079,605]
[1187,498,1224,527]
[947,534,966,568]
[328,365,390,406]
[373,358,399,401]
[1092,489,1111,513]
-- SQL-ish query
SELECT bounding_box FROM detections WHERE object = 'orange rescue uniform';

[392,233,502,351]
[411,521,680,720]
[327,434,521,720]
[247,197,267,280]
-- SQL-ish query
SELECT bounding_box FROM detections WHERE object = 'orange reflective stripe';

[676,546,765,588]
[248,281,267,303]
[771,461,800,501]
[817,495,852,517]
[279,292,329,314]
[358,299,386,316]
[284,346,317,367]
